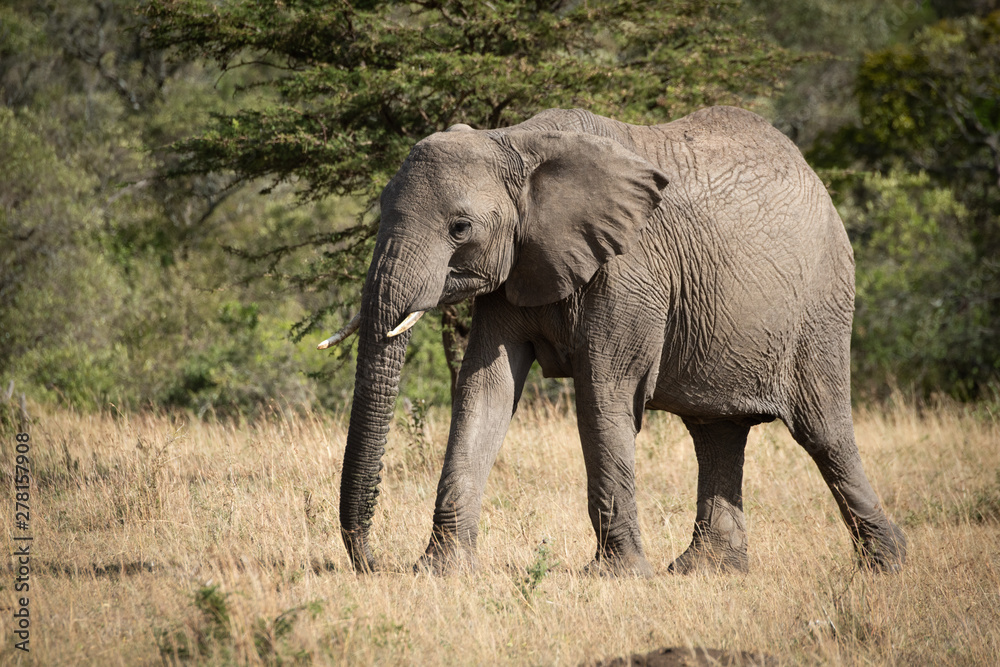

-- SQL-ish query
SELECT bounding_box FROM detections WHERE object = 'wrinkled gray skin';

[339,107,907,577]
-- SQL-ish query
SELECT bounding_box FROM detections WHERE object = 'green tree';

[744,0,935,147]
[815,13,1000,399]
[0,0,329,414]
[929,0,1000,19]
[144,0,800,347]
[0,108,115,404]
[831,170,986,398]
[852,13,1000,240]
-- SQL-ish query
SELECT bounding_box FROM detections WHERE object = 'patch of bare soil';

[591,646,775,667]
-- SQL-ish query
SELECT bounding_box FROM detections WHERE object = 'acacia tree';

[144,0,798,385]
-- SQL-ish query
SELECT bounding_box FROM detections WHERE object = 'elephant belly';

[646,324,790,423]
[644,385,782,424]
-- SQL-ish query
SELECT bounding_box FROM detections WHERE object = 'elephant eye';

[449,219,473,242]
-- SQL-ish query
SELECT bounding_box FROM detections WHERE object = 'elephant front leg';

[416,337,534,575]
[575,389,653,577]
[669,419,751,574]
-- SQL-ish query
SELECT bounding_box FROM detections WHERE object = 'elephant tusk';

[387,311,425,338]
[317,312,361,350]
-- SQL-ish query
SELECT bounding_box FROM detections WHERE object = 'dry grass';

[2,397,999,665]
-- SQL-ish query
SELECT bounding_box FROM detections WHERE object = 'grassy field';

[2,396,999,665]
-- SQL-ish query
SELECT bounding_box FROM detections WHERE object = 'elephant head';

[329,124,669,571]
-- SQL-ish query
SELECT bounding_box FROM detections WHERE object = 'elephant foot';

[668,543,748,575]
[668,524,748,575]
[413,537,477,576]
[582,552,654,578]
[856,520,907,573]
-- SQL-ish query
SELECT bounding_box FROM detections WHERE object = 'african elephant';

[319,106,907,576]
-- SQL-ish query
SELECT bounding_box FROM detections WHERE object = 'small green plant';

[516,539,560,605]
[194,585,231,642]
[156,585,233,662]
[254,600,323,665]
[371,616,409,650]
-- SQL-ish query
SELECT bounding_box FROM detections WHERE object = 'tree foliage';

[814,11,1000,399]
[0,0,331,414]
[143,0,799,343]
[145,0,796,197]
[853,13,1000,242]
[744,0,935,145]
[832,170,988,399]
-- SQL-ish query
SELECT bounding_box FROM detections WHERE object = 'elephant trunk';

[339,237,420,572]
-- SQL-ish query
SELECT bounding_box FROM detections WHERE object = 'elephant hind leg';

[786,350,906,572]
[669,419,751,575]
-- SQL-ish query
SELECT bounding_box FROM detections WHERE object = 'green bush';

[833,169,998,399]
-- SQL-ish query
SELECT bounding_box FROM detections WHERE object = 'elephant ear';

[502,131,670,307]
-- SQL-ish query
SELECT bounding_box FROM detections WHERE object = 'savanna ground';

[2,393,999,666]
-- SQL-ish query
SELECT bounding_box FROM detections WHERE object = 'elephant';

[319,106,907,577]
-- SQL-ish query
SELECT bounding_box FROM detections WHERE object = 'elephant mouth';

[442,269,490,304]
